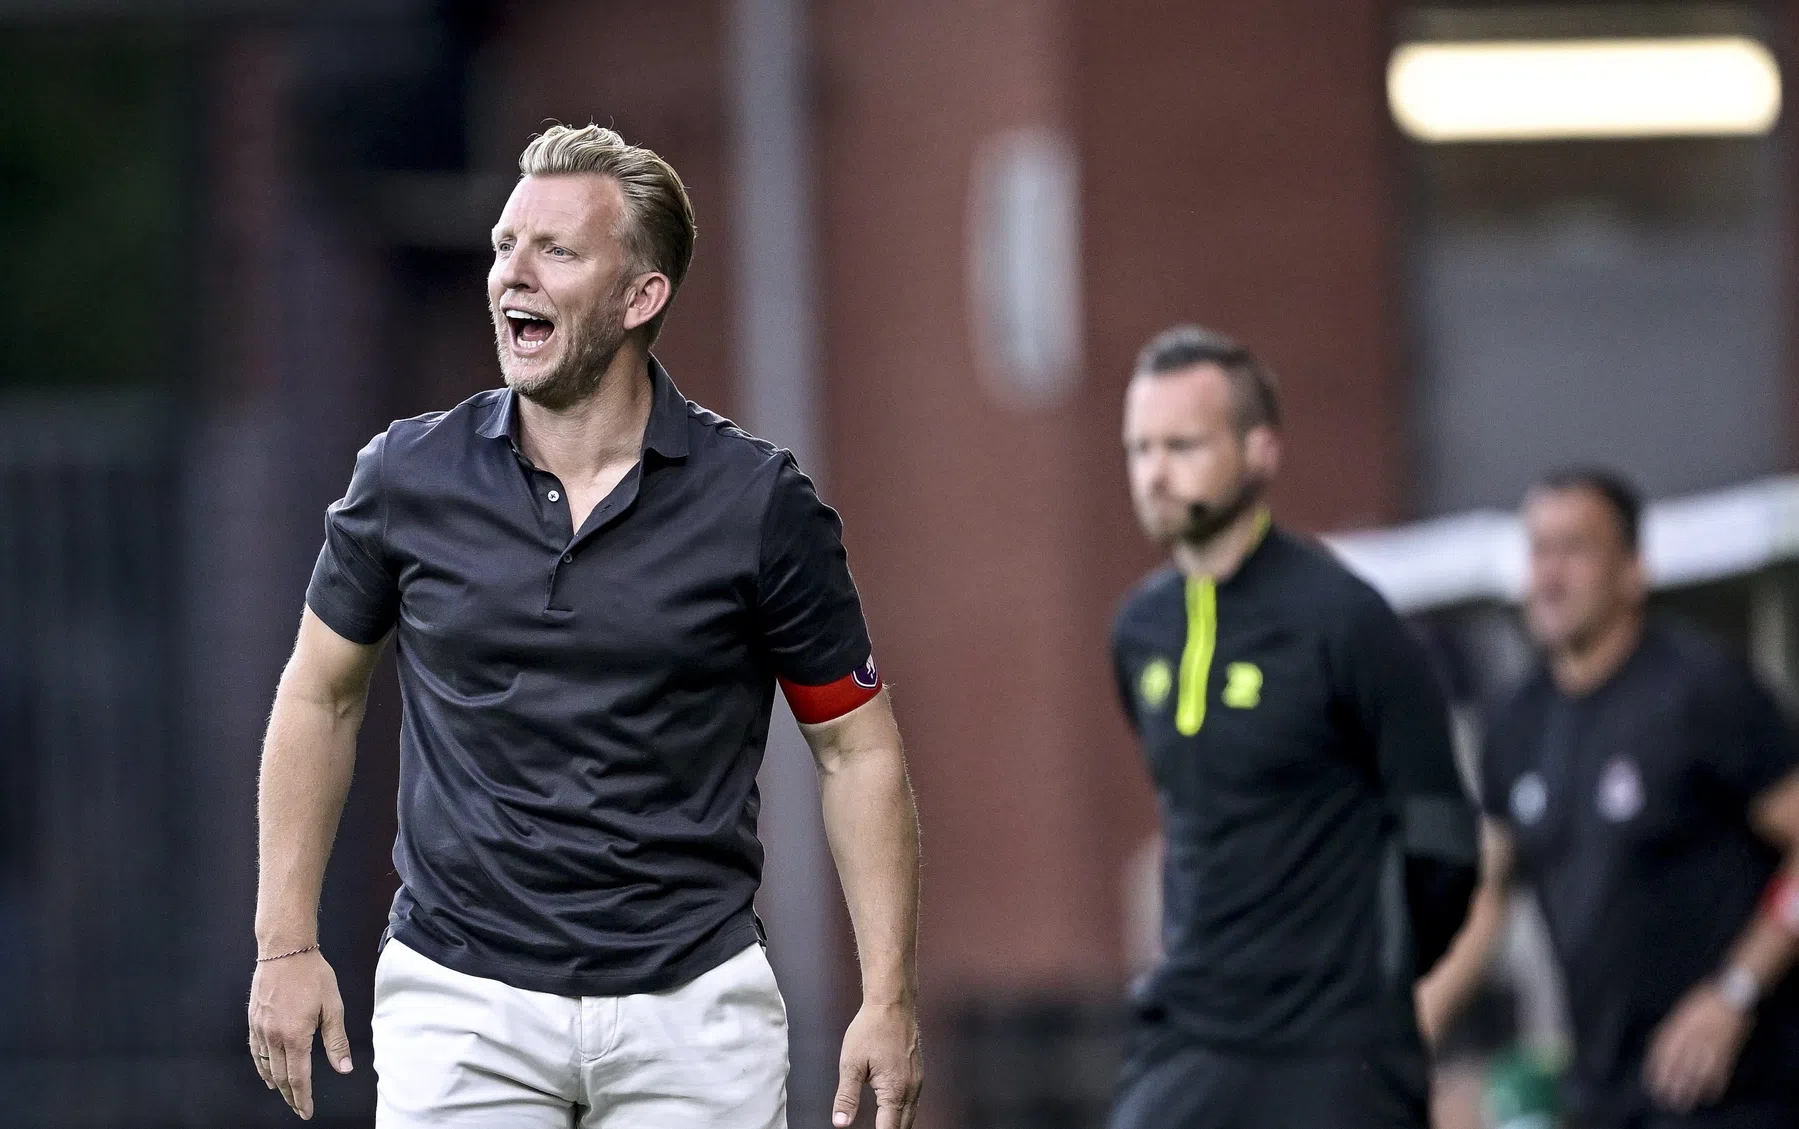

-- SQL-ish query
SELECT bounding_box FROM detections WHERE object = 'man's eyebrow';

[490,223,581,249]
[508,229,576,247]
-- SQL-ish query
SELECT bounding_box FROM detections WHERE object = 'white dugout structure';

[1328,474,1799,691]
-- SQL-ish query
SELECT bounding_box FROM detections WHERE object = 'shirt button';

[547,490,560,502]
[563,553,573,564]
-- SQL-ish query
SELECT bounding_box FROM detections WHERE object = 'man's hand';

[1643,982,1752,1113]
[251,612,381,1117]
[832,1000,922,1129]
[247,949,354,1120]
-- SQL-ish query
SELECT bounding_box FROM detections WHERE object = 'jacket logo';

[1139,659,1173,711]
[1222,662,1262,709]
[1510,772,1548,825]
[1597,756,1644,822]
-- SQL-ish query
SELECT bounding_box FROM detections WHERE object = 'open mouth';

[504,309,556,354]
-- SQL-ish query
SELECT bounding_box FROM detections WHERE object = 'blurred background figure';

[1107,325,1476,1129]
[8,1,1799,1128]
[1418,471,1799,1128]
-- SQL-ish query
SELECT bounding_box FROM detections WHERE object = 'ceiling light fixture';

[1388,36,1781,142]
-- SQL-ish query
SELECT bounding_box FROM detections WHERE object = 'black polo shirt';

[1112,526,1476,1053]
[305,359,874,997]
[1483,623,1799,1122]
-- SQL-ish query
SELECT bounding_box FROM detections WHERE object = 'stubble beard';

[1177,472,1265,549]
[494,290,631,411]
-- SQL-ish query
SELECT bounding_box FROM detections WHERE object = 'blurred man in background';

[245,125,922,1128]
[1107,325,1478,1129]
[1418,470,1799,1129]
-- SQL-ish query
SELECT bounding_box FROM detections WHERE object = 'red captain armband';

[779,655,882,724]
[1765,872,1799,936]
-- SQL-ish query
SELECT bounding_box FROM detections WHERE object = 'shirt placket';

[529,461,647,616]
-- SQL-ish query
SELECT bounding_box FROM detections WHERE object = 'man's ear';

[621,271,673,333]
[1244,424,1282,480]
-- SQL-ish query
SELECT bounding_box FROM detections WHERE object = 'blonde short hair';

[518,124,697,343]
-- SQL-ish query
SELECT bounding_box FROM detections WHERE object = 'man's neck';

[1550,611,1645,697]
[1171,505,1271,583]
[515,345,654,483]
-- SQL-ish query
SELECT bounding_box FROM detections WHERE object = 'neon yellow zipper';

[1176,575,1216,736]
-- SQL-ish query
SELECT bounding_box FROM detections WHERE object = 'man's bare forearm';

[811,696,920,1005]
[1416,820,1513,1043]
[1416,879,1506,1041]
[254,612,381,953]
[1722,859,1799,993]
[1733,777,1799,997]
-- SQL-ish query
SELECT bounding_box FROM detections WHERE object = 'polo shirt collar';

[476,356,690,460]
[642,357,690,459]
[476,386,517,442]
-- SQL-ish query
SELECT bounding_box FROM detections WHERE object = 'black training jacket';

[1113,524,1477,1052]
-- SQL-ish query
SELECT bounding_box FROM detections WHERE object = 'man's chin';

[501,359,560,398]
[1528,617,1587,655]
[1175,516,1241,550]
[502,371,544,397]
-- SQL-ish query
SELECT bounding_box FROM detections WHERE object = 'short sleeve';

[1697,657,1799,804]
[755,455,873,686]
[305,432,400,645]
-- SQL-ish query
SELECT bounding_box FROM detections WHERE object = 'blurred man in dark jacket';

[1420,469,1799,1129]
